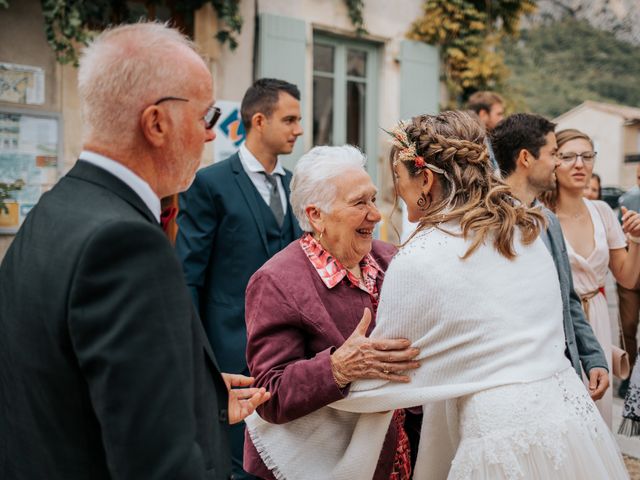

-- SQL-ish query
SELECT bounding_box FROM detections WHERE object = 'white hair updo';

[290,145,367,232]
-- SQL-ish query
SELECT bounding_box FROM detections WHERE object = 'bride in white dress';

[245,111,627,479]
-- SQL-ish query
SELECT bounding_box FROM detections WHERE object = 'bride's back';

[369,222,571,391]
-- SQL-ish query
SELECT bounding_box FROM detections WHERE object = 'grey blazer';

[539,205,608,376]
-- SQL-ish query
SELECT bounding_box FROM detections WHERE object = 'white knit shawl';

[245,224,572,480]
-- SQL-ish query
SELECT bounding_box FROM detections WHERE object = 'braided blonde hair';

[397,111,546,259]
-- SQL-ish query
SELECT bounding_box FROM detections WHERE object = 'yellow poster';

[0,202,19,228]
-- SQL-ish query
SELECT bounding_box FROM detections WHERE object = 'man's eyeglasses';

[556,151,597,166]
[154,96,221,130]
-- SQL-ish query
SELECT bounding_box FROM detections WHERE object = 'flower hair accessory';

[383,121,444,174]
[384,120,457,208]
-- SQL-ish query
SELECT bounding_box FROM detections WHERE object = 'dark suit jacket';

[0,161,231,480]
[539,205,608,376]
[175,153,302,374]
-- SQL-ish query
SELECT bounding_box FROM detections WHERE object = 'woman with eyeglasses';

[541,128,640,427]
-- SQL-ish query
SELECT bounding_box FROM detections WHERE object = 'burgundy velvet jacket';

[243,239,400,479]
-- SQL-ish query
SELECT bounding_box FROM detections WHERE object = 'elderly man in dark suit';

[0,22,268,480]
[175,78,303,479]
[492,113,610,398]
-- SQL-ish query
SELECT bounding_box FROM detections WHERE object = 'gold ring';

[383,369,390,374]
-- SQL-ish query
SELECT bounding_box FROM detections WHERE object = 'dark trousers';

[229,421,259,480]
[618,282,640,369]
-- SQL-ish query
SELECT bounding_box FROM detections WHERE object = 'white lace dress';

[451,368,627,479]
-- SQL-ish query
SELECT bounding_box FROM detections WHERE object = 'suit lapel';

[67,160,158,225]
[540,225,552,252]
[536,202,553,253]
[230,154,269,255]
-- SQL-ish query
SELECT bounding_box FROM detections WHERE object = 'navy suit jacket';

[176,153,303,374]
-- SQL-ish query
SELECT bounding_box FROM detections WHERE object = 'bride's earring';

[417,191,430,210]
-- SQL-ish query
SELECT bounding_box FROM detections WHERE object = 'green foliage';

[344,0,367,35]
[410,0,534,107]
[467,0,535,35]
[40,0,92,66]
[3,0,244,65]
[502,18,640,118]
[210,0,242,50]
[5,0,365,65]
[0,179,24,214]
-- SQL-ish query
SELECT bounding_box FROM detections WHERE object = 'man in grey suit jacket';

[492,113,609,400]
[0,23,268,480]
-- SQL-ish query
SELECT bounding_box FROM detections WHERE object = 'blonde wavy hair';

[394,111,546,259]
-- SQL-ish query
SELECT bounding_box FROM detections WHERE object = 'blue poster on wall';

[213,101,246,162]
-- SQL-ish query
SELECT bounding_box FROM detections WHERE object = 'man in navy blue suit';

[176,78,304,479]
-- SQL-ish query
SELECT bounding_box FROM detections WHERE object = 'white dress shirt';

[79,150,161,222]
[238,144,288,214]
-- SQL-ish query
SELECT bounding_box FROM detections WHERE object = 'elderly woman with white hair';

[242,145,421,479]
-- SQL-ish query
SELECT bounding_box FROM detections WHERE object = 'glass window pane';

[346,81,366,148]
[314,44,334,73]
[347,49,367,77]
[313,76,334,146]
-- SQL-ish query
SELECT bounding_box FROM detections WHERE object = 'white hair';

[290,145,367,232]
[78,22,202,145]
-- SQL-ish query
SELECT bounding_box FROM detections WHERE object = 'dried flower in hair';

[383,121,447,176]
[383,121,420,165]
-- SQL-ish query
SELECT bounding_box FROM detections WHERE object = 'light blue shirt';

[79,150,161,222]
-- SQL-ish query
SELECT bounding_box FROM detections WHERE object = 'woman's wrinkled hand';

[330,308,420,387]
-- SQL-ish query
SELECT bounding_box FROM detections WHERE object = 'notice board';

[0,108,62,233]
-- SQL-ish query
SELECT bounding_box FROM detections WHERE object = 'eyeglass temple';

[207,107,221,128]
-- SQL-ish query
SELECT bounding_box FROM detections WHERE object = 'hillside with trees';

[502,17,640,118]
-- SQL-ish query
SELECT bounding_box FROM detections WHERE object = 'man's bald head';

[78,22,210,147]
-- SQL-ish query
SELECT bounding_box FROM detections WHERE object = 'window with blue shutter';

[312,34,380,184]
